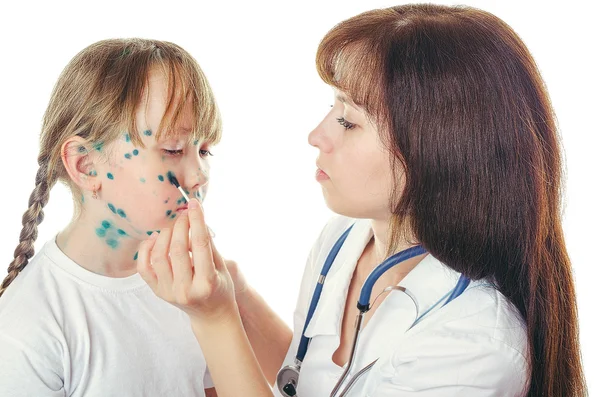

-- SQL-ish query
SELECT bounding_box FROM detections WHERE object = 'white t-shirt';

[0,238,212,397]
[275,216,529,397]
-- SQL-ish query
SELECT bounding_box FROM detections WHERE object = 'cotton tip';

[167,171,179,188]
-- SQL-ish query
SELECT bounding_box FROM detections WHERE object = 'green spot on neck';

[106,238,119,249]
[107,173,114,180]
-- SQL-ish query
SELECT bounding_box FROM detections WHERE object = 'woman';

[137,4,587,396]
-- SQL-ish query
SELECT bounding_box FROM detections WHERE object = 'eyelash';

[162,149,214,157]
[336,117,356,130]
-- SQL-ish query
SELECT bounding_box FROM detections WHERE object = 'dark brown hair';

[317,4,586,396]
[0,38,221,298]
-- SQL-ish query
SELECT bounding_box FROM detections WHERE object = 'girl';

[138,4,587,397]
[0,38,222,396]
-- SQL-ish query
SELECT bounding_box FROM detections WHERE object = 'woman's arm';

[137,199,273,397]
[192,308,272,397]
[227,260,292,385]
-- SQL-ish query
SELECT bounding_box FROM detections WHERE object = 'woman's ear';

[60,136,101,194]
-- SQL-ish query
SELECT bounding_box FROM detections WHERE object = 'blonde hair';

[0,38,222,297]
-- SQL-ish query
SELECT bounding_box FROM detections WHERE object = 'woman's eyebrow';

[336,94,359,110]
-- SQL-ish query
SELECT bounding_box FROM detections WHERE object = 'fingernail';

[189,199,199,209]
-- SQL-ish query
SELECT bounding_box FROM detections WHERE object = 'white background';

[0,0,598,394]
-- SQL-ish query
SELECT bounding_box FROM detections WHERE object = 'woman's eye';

[336,117,356,130]
[162,149,184,156]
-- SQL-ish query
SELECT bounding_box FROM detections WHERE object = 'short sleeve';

[203,366,214,389]
[0,333,65,397]
[370,330,529,397]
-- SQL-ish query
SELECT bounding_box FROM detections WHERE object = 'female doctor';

[137,4,587,397]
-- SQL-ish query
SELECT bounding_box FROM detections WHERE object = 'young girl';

[137,4,587,397]
[0,38,221,396]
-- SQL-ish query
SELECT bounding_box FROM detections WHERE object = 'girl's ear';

[60,137,102,194]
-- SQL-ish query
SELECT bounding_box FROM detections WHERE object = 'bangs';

[126,46,222,148]
[316,9,396,125]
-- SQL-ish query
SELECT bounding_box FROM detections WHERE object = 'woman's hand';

[137,198,236,324]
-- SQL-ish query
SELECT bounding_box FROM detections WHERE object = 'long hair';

[0,38,222,298]
[316,4,586,396]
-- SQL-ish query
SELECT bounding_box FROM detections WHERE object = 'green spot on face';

[117,209,127,218]
[164,198,169,204]
[170,213,177,219]
[89,170,98,177]
[124,153,132,159]
[166,210,172,216]
[133,251,139,261]
[102,220,111,229]
[107,173,114,180]
[106,238,119,249]
[144,130,152,136]
[140,178,146,183]
[125,133,131,142]
[146,231,153,236]
[158,175,164,182]
[93,142,104,152]
[108,203,116,213]
[78,146,86,153]
[193,139,199,146]
[117,229,127,236]
[133,149,139,156]
[96,228,107,238]
[81,194,85,203]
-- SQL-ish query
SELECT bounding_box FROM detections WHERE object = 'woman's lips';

[176,203,189,211]
[316,168,330,181]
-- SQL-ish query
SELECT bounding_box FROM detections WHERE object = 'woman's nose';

[308,114,335,153]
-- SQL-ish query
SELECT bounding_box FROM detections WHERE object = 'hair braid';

[0,161,56,297]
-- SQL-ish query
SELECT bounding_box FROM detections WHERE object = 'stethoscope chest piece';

[277,363,300,396]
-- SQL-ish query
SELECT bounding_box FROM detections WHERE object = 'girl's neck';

[56,212,142,278]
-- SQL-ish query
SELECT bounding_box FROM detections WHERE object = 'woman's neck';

[357,217,427,284]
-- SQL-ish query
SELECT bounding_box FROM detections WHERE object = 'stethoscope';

[276,225,471,397]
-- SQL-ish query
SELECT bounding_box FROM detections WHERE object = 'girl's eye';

[336,117,356,130]
[199,149,214,158]
[162,149,184,156]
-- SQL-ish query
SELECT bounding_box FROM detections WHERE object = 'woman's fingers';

[151,227,175,290]
[137,232,159,290]
[188,199,217,277]
[170,210,193,289]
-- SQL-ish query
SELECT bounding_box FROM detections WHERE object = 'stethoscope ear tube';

[357,246,428,309]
